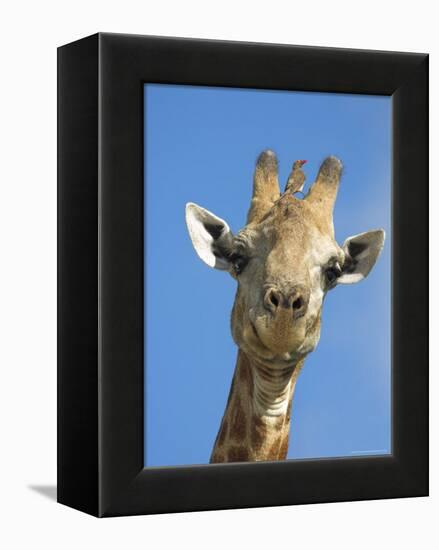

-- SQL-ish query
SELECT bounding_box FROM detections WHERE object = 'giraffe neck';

[210,350,304,463]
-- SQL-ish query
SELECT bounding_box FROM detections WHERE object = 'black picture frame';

[58,33,428,517]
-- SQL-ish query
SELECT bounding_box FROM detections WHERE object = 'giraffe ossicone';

[185,150,385,463]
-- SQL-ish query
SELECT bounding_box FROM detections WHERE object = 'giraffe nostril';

[269,292,279,308]
[292,297,303,310]
[264,288,281,312]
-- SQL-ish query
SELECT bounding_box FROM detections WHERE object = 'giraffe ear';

[337,230,385,284]
[185,203,234,270]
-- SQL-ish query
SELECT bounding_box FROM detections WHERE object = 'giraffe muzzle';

[263,285,309,321]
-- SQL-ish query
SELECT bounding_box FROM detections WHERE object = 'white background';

[0,1,436,548]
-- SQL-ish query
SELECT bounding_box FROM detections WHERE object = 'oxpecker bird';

[285,159,307,195]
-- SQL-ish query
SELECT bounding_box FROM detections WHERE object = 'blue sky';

[144,84,391,467]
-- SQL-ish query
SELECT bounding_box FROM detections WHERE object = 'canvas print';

[144,84,391,466]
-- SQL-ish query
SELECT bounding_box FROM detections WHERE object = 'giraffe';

[185,151,385,463]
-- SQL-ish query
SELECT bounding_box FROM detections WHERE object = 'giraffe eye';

[231,255,247,275]
[325,262,342,285]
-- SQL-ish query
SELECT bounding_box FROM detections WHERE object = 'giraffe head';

[186,151,385,368]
